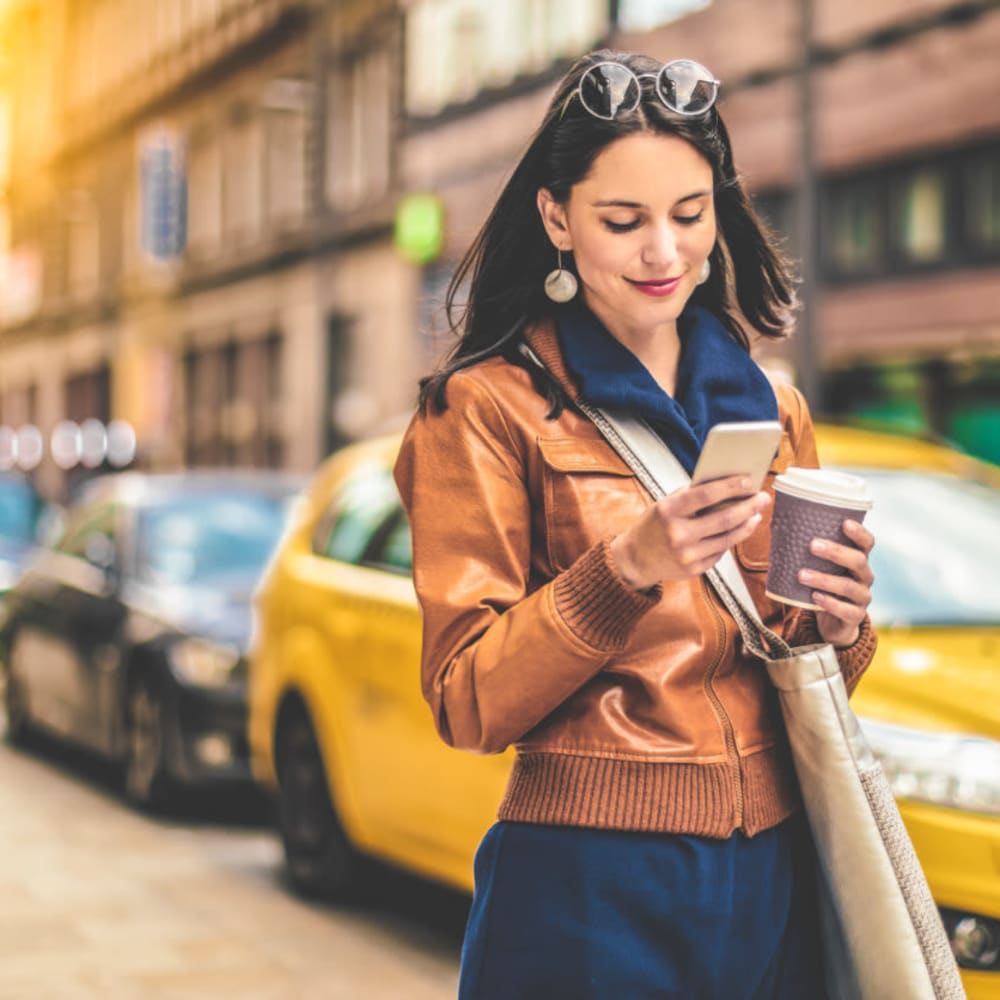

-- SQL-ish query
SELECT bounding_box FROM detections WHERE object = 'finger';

[698,493,771,538]
[809,588,868,624]
[810,537,873,583]
[688,511,765,567]
[694,491,770,534]
[843,519,874,553]
[674,476,757,517]
[799,567,871,608]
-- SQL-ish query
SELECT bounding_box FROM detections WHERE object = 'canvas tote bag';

[583,404,966,1000]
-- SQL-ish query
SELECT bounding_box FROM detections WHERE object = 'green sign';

[394,193,444,265]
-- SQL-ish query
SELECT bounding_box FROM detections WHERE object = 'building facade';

[1,0,998,500]
[0,0,415,499]
[401,0,1000,460]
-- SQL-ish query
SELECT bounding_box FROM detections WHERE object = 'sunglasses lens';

[578,63,641,120]
[657,60,718,115]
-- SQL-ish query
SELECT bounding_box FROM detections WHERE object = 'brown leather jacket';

[394,320,877,838]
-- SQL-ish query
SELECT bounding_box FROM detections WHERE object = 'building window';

[404,0,607,117]
[326,47,392,212]
[64,365,111,424]
[966,150,1000,255]
[825,179,885,278]
[186,135,222,257]
[261,76,310,228]
[325,314,353,455]
[184,345,225,466]
[184,334,285,468]
[894,167,948,265]
[66,190,100,300]
[223,109,263,246]
[616,0,712,30]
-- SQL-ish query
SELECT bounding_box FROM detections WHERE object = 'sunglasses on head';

[567,59,720,120]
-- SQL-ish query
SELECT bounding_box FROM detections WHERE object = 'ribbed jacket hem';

[497,744,800,838]
[552,540,662,651]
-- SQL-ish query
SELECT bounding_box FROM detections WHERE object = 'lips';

[625,275,683,297]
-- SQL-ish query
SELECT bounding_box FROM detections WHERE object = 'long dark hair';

[419,49,795,413]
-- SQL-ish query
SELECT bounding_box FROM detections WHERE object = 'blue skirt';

[458,815,825,1000]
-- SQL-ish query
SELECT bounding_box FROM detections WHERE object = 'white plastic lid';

[774,467,873,509]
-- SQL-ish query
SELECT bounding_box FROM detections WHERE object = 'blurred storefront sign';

[394,192,444,265]
[139,127,187,262]
[0,245,42,324]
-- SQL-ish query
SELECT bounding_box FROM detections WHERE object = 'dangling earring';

[697,257,711,285]
[544,249,578,303]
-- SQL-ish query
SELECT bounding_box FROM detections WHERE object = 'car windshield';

[136,490,292,590]
[0,478,40,543]
[839,468,1000,627]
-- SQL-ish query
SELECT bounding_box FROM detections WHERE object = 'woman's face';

[538,133,716,344]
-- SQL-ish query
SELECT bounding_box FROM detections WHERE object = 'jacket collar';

[524,318,584,403]
[523,302,778,474]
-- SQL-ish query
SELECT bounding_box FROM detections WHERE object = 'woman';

[394,50,876,999]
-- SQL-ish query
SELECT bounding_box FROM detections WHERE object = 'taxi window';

[367,512,412,575]
[315,462,408,571]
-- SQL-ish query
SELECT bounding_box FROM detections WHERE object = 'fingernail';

[812,540,828,554]
[799,569,815,583]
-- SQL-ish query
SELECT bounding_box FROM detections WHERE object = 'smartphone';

[691,420,783,511]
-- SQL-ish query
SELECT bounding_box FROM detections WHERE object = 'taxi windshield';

[840,468,1000,627]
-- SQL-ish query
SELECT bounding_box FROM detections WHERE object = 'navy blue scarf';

[556,300,777,474]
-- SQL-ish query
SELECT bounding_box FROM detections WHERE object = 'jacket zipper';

[700,577,744,828]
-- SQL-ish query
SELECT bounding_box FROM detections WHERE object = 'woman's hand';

[610,475,770,591]
[802,519,875,648]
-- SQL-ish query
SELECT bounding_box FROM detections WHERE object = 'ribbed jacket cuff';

[552,540,661,652]
[788,610,877,695]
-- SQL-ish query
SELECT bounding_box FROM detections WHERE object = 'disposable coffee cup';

[766,467,873,611]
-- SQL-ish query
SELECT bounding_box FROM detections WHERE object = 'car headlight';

[860,718,1000,816]
[169,638,241,689]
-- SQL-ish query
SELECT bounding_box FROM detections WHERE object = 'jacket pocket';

[735,431,794,572]
[538,436,646,573]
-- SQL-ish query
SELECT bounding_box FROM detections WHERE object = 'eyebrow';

[591,190,712,209]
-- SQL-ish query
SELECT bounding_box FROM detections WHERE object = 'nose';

[641,220,679,268]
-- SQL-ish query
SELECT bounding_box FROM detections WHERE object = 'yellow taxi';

[248,424,1000,997]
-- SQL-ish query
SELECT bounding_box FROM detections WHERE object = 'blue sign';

[140,131,187,260]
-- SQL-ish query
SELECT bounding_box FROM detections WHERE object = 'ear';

[537,188,572,251]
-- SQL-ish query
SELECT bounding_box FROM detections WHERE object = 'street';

[0,735,465,999]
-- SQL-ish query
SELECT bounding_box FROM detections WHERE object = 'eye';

[675,210,705,226]
[602,218,641,233]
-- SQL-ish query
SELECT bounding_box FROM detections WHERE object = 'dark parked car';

[0,470,303,808]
